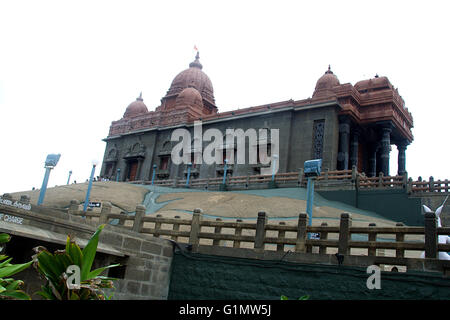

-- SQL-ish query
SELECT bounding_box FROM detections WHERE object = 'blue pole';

[186,163,192,187]
[306,177,314,239]
[271,156,278,181]
[37,167,52,205]
[67,170,72,185]
[83,165,97,212]
[151,165,157,185]
[222,159,228,185]
[116,168,121,182]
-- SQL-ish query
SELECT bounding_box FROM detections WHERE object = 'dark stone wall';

[317,189,423,226]
[102,103,341,181]
[168,252,450,300]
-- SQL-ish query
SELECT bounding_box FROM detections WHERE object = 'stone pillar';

[337,117,351,170]
[379,126,392,176]
[397,142,408,176]
[349,129,360,169]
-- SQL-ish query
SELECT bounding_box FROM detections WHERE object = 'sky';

[0,0,449,194]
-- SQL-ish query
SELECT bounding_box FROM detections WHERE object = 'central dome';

[165,52,215,105]
[312,65,340,98]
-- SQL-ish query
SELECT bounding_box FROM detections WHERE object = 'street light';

[83,160,98,212]
[116,168,121,182]
[222,159,229,185]
[151,164,157,185]
[185,162,192,187]
[304,159,322,239]
[67,170,73,185]
[37,154,61,205]
[271,154,279,181]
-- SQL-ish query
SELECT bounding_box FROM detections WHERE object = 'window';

[160,156,170,170]
[312,120,325,159]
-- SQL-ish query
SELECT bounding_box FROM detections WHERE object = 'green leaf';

[0,255,8,262]
[0,233,11,244]
[79,289,90,300]
[0,257,13,268]
[35,285,56,300]
[6,280,23,291]
[298,295,310,300]
[80,225,105,281]
[36,251,64,285]
[280,295,288,300]
[87,264,120,281]
[0,284,6,293]
[70,291,80,300]
[0,260,32,278]
[0,289,31,300]
[66,240,83,267]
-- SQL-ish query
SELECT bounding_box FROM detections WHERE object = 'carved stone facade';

[101,55,414,181]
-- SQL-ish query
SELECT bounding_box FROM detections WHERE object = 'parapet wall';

[0,195,173,300]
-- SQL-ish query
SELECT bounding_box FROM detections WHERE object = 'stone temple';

[100,52,414,182]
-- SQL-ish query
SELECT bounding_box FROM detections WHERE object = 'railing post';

[19,195,30,205]
[277,222,286,252]
[172,216,180,241]
[234,219,243,248]
[68,199,80,215]
[295,213,308,253]
[407,177,413,194]
[368,223,377,256]
[378,172,384,188]
[424,211,438,258]
[429,176,434,193]
[189,208,202,251]
[338,213,352,256]
[213,218,223,246]
[154,214,162,237]
[298,168,304,186]
[99,201,111,224]
[351,165,357,181]
[118,211,126,226]
[132,204,146,233]
[395,222,405,258]
[319,222,328,254]
[254,211,267,252]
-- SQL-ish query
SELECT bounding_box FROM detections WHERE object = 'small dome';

[313,66,340,98]
[175,87,204,109]
[124,93,148,118]
[165,52,215,105]
[355,75,391,92]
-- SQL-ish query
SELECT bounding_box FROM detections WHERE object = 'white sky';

[0,0,449,194]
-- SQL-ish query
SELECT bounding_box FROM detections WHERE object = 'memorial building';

[101,52,414,182]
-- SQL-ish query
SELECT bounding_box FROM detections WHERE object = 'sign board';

[88,202,101,208]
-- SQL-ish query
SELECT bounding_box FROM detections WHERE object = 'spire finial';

[189,49,203,69]
[325,65,333,74]
[137,92,143,101]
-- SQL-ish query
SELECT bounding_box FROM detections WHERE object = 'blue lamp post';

[151,164,157,185]
[37,154,61,206]
[271,154,278,181]
[222,159,229,185]
[303,159,322,239]
[83,161,98,212]
[186,163,192,187]
[116,168,121,182]
[67,170,72,185]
